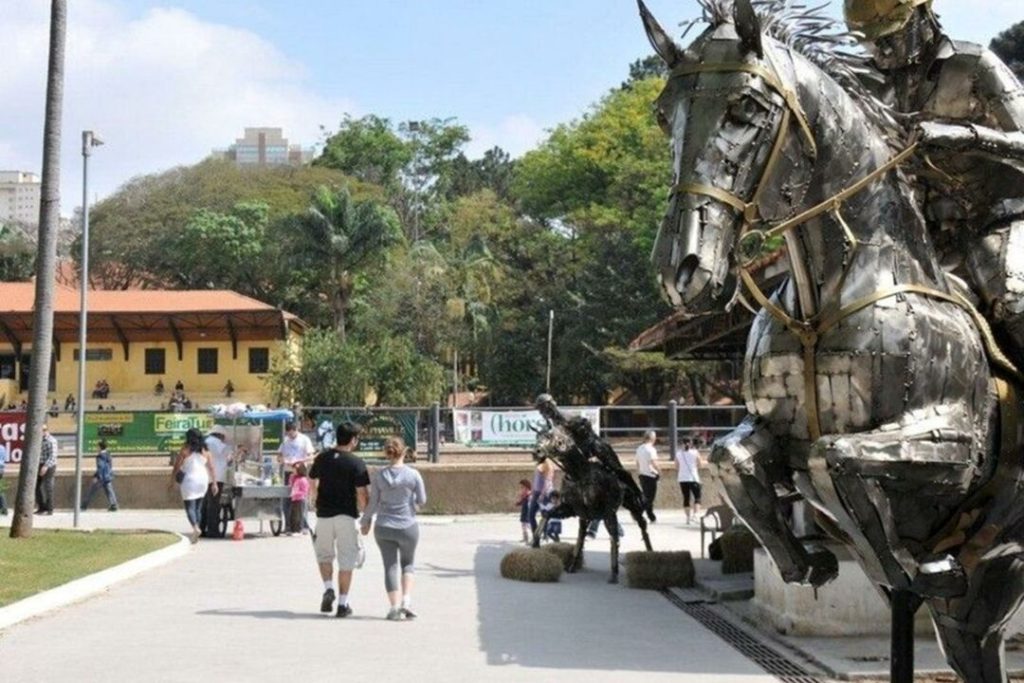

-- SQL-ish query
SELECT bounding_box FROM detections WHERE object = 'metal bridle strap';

[742,269,1024,441]
[672,106,794,226]
[760,142,920,242]
[670,61,817,158]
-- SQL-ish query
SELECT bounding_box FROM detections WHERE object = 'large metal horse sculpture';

[532,395,653,583]
[638,1,1024,680]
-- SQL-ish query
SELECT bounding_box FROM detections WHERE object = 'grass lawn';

[0,529,178,607]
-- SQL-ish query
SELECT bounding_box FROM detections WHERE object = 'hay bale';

[624,550,695,589]
[720,526,760,574]
[540,542,581,571]
[500,547,563,583]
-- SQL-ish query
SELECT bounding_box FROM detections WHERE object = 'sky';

[1,0,1020,215]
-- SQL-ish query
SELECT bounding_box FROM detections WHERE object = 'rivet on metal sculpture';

[638,0,1024,680]
[532,394,653,584]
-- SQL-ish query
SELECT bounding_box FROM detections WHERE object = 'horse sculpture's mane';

[683,0,904,144]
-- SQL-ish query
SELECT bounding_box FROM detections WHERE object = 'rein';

[667,51,1023,440]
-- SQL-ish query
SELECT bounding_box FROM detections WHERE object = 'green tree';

[266,328,444,407]
[0,225,36,281]
[446,147,515,201]
[281,185,402,339]
[601,347,721,406]
[88,159,361,290]
[502,76,673,403]
[266,328,370,406]
[991,21,1024,80]
[167,202,268,290]
[369,335,446,406]
[316,116,471,242]
[512,77,669,249]
[621,54,669,90]
[315,115,411,189]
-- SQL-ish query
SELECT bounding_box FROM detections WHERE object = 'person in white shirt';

[201,425,232,537]
[635,430,660,523]
[278,420,315,484]
[675,438,703,524]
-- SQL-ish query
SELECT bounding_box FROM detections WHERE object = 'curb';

[0,531,190,631]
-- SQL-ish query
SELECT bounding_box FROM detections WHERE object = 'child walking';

[288,462,310,535]
[540,490,562,542]
[82,439,118,511]
[515,479,532,544]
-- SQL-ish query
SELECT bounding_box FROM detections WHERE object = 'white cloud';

[466,114,547,160]
[0,1,355,214]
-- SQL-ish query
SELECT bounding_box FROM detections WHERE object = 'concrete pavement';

[10,508,1024,681]
[1,510,780,683]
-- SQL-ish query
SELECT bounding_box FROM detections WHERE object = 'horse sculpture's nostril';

[677,254,699,293]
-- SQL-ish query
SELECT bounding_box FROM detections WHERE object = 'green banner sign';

[82,411,286,455]
[312,410,418,457]
[83,412,214,454]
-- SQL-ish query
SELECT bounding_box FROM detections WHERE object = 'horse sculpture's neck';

[776,45,944,317]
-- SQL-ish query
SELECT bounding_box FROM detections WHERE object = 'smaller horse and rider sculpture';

[636,0,1024,680]
[531,394,653,584]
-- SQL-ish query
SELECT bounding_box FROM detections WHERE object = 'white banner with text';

[452,407,601,447]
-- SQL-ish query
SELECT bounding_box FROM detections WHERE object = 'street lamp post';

[73,130,103,528]
[545,309,554,393]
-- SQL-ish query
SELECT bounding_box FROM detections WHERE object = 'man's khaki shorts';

[313,515,360,569]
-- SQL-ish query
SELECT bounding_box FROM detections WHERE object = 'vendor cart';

[210,406,295,537]
[219,484,290,536]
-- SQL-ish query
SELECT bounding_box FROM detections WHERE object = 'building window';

[73,348,113,361]
[248,347,269,374]
[144,348,165,375]
[197,348,218,374]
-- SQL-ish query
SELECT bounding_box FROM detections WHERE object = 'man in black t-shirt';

[309,421,369,617]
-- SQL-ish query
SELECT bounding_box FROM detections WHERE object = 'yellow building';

[0,282,305,411]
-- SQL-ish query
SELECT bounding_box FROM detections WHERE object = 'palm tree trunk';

[10,0,66,538]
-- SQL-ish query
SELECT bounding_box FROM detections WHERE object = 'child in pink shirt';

[288,462,311,535]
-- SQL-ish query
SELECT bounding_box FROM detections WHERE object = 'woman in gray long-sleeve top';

[360,437,427,621]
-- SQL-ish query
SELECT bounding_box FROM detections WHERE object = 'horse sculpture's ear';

[637,0,683,68]
[733,0,764,58]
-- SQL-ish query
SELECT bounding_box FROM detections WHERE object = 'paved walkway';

[1,510,778,683]
[9,509,1024,681]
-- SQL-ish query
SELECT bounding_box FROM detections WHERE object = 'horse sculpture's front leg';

[570,516,588,573]
[807,405,982,594]
[711,416,833,584]
[606,514,621,584]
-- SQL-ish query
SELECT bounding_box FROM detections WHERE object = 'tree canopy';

[86,63,703,407]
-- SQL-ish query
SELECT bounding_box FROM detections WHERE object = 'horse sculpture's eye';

[726,97,766,124]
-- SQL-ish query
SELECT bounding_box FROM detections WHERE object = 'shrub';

[500,548,563,583]
[624,550,695,589]
[720,526,760,574]
[540,542,580,571]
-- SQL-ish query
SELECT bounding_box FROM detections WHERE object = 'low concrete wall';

[749,546,933,636]
[12,463,723,515]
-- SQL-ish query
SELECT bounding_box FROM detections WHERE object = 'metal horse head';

[638,0,816,314]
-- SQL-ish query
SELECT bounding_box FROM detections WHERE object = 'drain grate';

[661,589,825,683]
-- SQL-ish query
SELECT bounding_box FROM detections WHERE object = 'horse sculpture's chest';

[742,296,991,441]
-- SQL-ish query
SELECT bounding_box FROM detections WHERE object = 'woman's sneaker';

[400,607,417,620]
[386,607,403,621]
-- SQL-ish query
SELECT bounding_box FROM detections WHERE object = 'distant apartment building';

[0,171,41,226]
[212,127,313,167]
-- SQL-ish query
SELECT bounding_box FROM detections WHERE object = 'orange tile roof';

[0,282,286,315]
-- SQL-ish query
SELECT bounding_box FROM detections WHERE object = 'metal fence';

[299,401,746,463]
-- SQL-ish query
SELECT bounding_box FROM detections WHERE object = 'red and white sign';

[0,412,27,463]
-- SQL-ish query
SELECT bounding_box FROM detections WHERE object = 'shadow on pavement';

[472,540,762,676]
[196,608,326,621]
